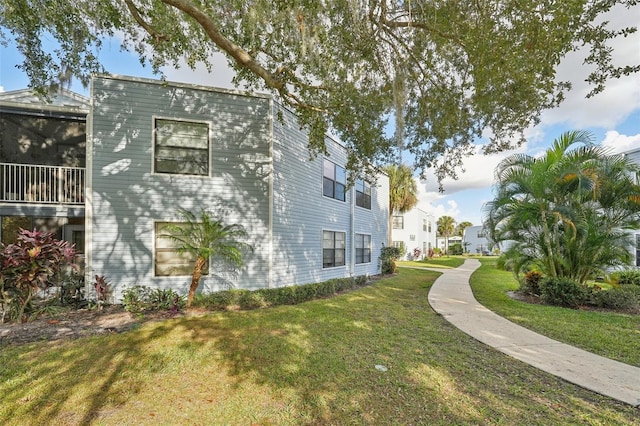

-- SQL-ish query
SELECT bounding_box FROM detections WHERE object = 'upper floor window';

[323,230,346,268]
[392,215,404,229]
[323,159,346,201]
[423,219,427,232]
[154,119,210,176]
[355,179,371,209]
[355,234,371,264]
[477,230,487,238]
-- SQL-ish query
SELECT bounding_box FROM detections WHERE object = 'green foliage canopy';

[484,131,640,284]
[1,0,638,181]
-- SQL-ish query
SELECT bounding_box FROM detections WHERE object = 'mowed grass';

[1,268,638,425]
[398,255,466,269]
[470,258,640,367]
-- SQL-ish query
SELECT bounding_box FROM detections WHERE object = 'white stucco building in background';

[391,207,437,260]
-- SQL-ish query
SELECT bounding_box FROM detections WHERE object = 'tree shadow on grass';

[1,271,638,424]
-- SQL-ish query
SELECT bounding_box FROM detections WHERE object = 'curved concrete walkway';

[423,258,640,407]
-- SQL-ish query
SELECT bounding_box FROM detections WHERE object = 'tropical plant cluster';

[122,285,186,314]
[0,229,77,322]
[486,131,640,287]
[191,275,368,311]
[517,267,640,313]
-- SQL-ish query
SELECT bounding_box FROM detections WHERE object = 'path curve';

[423,258,640,407]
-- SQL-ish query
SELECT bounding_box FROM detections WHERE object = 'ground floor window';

[0,216,66,245]
[155,222,209,276]
[323,230,346,268]
[355,234,371,264]
[636,234,640,267]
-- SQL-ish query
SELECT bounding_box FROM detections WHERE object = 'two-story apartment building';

[0,88,88,264]
[0,75,389,301]
[391,207,436,260]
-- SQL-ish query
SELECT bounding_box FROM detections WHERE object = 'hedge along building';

[84,75,389,300]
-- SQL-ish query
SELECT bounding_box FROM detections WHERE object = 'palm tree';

[456,221,473,237]
[384,164,418,243]
[160,209,253,307]
[437,215,456,254]
[484,130,640,284]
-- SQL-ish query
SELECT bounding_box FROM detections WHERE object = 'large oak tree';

[1,0,637,181]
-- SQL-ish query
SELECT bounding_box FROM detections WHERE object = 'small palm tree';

[437,215,456,254]
[160,209,253,307]
[385,164,418,243]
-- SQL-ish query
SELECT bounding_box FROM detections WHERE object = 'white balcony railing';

[0,163,85,205]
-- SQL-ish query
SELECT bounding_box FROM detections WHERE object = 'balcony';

[0,163,85,205]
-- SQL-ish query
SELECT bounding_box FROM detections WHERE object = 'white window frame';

[322,159,346,202]
[355,179,371,209]
[392,215,404,230]
[153,117,211,177]
[323,230,346,268]
[355,233,371,264]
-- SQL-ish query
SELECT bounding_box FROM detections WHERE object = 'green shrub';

[122,286,185,313]
[539,277,588,308]
[193,290,239,310]
[238,290,266,309]
[520,270,543,296]
[122,286,152,314]
[379,246,402,274]
[592,285,640,312]
[192,276,368,310]
[612,269,640,286]
[149,288,186,311]
[449,243,463,255]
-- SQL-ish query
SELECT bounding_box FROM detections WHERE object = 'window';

[428,221,432,233]
[323,159,346,201]
[423,220,427,232]
[410,234,416,241]
[477,230,487,238]
[154,119,209,176]
[323,230,346,268]
[355,234,371,264]
[155,222,209,276]
[636,234,640,267]
[355,179,371,209]
[392,215,404,229]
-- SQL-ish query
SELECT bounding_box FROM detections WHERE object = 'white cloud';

[420,143,526,195]
[539,5,640,129]
[161,52,239,91]
[601,131,640,154]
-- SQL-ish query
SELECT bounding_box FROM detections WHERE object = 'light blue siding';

[88,75,389,300]
[89,76,271,299]
[271,105,388,287]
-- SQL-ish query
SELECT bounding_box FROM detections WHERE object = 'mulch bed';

[0,306,186,346]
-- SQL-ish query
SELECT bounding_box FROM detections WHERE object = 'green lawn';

[398,255,466,269]
[1,268,638,424]
[470,258,640,367]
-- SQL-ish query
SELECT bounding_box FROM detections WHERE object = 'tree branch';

[123,0,169,42]
[160,0,286,92]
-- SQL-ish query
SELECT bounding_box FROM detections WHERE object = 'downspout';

[350,183,355,276]
[84,78,94,300]
[268,98,274,288]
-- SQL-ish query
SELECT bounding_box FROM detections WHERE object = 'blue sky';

[1,5,639,227]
